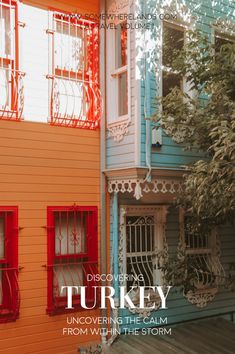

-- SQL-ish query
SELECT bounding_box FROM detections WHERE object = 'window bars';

[0,0,24,121]
[126,215,155,291]
[47,12,101,129]
[0,207,19,323]
[183,214,225,290]
[47,205,98,315]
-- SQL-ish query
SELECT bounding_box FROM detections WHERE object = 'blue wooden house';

[103,0,235,334]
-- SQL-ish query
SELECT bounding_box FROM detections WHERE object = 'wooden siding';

[138,0,235,169]
[0,120,100,354]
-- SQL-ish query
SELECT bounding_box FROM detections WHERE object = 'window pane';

[0,6,11,58]
[163,71,182,97]
[53,77,89,120]
[118,71,128,116]
[214,33,235,101]
[0,216,5,259]
[163,22,184,68]
[116,22,127,68]
[184,217,209,249]
[55,211,87,255]
[55,19,86,73]
[54,264,83,297]
[0,63,11,110]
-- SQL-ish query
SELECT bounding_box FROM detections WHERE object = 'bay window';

[0,206,19,323]
[106,17,129,141]
[47,205,98,315]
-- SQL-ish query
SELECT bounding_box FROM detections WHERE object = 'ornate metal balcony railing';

[47,12,101,129]
[49,74,101,129]
[47,260,99,314]
[0,266,20,323]
[187,253,226,289]
[0,66,25,121]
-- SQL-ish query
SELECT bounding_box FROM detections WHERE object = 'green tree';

[153,30,235,231]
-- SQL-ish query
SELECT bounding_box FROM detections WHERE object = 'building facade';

[105,0,235,333]
[0,0,101,353]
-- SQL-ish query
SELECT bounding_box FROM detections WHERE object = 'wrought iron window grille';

[46,205,98,315]
[47,12,101,129]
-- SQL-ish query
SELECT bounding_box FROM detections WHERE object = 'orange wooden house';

[0,0,102,352]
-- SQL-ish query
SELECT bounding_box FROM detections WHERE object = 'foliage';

[153,30,235,229]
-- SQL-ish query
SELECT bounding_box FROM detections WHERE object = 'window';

[215,31,235,53]
[0,1,24,121]
[48,13,100,129]
[181,212,224,290]
[47,206,98,315]
[115,21,128,117]
[126,215,155,291]
[109,20,128,121]
[120,206,168,305]
[0,206,19,323]
[162,22,185,98]
[214,31,235,101]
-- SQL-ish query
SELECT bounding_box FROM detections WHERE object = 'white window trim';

[160,19,196,101]
[155,6,196,145]
[106,1,131,142]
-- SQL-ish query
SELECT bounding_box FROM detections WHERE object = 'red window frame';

[47,205,98,315]
[0,0,24,121]
[0,206,19,323]
[48,12,101,129]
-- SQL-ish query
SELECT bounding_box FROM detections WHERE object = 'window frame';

[106,8,131,139]
[179,209,221,292]
[119,205,168,296]
[0,206,19,323]
[111,20,128,120]
[47,11,100,130]
[47,205,98,315]
[161,20,186,100]
[0,0,24,121]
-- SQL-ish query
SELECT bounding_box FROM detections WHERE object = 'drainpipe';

[143,2,152,182]
[112,193,119,296]
[106,192,120,346]
[100,0,107,347]
[144,70,152,182]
